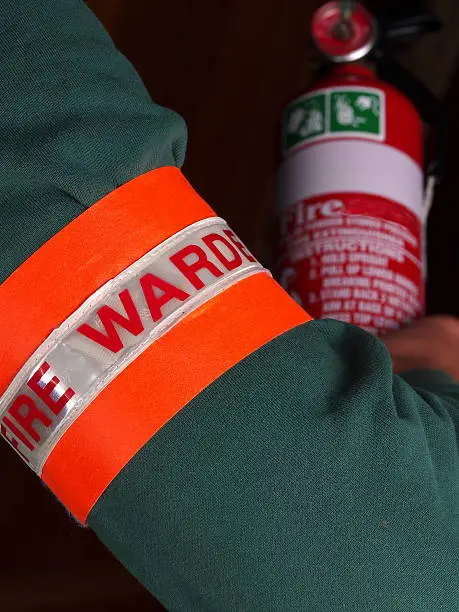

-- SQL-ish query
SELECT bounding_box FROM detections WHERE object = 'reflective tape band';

[0,216,265,471]
[0,168,311,522]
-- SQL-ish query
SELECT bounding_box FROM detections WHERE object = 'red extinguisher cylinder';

[276,63,426,335]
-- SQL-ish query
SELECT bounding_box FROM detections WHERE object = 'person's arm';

[1,2,458,611]
[383,314,459,437]
[0,0,186,283]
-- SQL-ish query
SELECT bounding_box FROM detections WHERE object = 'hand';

[380,315,459,381]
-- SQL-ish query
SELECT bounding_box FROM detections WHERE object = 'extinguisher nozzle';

[339,0,356,22]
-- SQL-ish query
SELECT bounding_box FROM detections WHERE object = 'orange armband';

[0,167,310,523]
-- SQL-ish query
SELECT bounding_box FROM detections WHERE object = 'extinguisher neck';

[328,62,375,80]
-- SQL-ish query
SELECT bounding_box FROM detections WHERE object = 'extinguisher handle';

[376,7,442,49]
[375,54,446,186]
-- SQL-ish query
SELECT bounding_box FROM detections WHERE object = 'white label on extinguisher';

[277,140,425,223]
[283,86,386,156]
[276,194,424,335]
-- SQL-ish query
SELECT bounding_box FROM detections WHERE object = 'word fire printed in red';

[277,193,424,335]
[1,228,257,464]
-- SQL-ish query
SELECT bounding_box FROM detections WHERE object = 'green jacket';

[0,2,458,610]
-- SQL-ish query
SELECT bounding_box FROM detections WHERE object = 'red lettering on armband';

[78,289,144,352]
[170,244,224,289]
[7,394,51,442]
[202,233,243,271]
[27,362,75,416]
[223,230,256,263]
[140,273,190,322]
[1,361,76,459]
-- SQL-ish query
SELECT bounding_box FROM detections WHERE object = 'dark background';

[2,1,459,610]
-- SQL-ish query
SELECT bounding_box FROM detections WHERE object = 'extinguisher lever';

[378,14,442,49]
[371,1,442,50]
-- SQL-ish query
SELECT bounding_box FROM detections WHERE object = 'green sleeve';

[1,2,459,611]
[89,320,459,611]
[400,368,459,433]
[0,0,186,283]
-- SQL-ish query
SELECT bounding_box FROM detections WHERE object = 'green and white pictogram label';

[284,93,326,151]
[330,90,382,135]
[283,87,385,155]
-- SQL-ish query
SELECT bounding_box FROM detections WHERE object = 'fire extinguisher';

[275,1,444,335]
